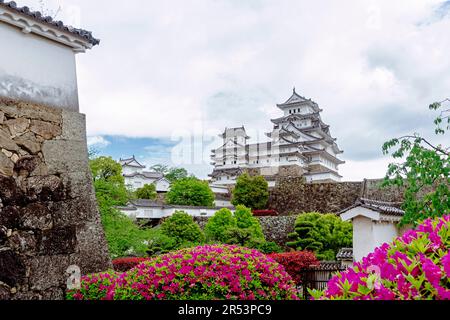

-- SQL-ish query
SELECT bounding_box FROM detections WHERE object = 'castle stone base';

[0,99,111,300]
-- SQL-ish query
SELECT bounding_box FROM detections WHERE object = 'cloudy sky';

[21,0,450,180]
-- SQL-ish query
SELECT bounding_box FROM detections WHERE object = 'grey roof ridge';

[0,1,100,46]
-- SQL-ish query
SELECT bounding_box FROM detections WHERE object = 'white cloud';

[87,136,111,148]
[18,0,450,180]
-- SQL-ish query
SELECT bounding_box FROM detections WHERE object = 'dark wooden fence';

[298,262,347,300]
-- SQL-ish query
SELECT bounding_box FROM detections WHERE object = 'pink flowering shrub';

[67,272,118,301]
[311,215,450,300]
[67,245,300,300]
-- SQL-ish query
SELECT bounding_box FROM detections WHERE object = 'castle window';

[289,110,292,114]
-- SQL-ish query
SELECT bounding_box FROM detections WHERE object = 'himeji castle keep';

[209,89,345,186]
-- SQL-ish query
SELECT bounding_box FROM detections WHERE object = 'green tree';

[383,100,449,225]
[135,184,157,200]
[165,167,189,183]
[160,211,205,245]
[100,207,152,258]
[90,156,128,206]
[90,156,151,258]
[204,208,237,243]
[145,227,179,256]
[226,205,265,247]
[90,156,125,185]
[231,173,269,210]
[166,177,215,207]
[254,241,283,254]
[234,205,264,239]
[93,179,129,207]
[287,213,353,261]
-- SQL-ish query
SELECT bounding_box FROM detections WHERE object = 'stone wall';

[257,215,297,248]
[268,177,363,215]
[268,177,407,215]
[0,99,111,300]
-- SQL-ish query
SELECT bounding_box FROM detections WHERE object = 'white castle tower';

[209,89,345,186]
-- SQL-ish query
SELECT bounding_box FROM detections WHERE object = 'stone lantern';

[0,1,111,300]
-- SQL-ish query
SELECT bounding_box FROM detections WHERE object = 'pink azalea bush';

[68,272,118,301]
[311,215,450,300]
[67,245,300,300]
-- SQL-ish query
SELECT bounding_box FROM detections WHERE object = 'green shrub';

[67,272,118,300]
[287,213,352,261]
[135,184,157,200]
[145,227,179,256]
[231,173,269,210]
[254,241,283,254]
[234,205,264,239]
[160,211,205,245]
[101,208,153,258]
[204,208,236,243]
[166,178,215,207]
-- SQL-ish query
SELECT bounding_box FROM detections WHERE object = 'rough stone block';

[26,175,65,202]
[30,120,62,140]
[14,156,40,177]
[28,255,69,291]
[0,250,26,287]
[0,111,4,124]
[71,222,112,275]
[0,283,10,300]
[49,195,98,227]
[40,287,65,300]
[21,203,53,231]
[59,110,86,141]
[0,206,21,229]
[1,99,62,124]
[0,128,20,152]
[0,176,22,206]
[0,151,14,176]
[61,171,95,199]
[4,118,29,137]
[0,226,7,245]
[14,132,41,155]
[42,140,89,175]
[9,230,39,255]
[38,226,77,256]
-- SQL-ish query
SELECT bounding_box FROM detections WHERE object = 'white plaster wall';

[122,207,235,220]
[353,216,374,262]
[123,166,143,175]
[373,221,400,248]
[155,179,171,192]
[305,172,341,182]
[210,185,229,194]
[214,200,233,207]
[0,22,79,110]
[125,176,158,190]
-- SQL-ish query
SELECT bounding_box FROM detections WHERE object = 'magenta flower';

[312,215,450,301]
